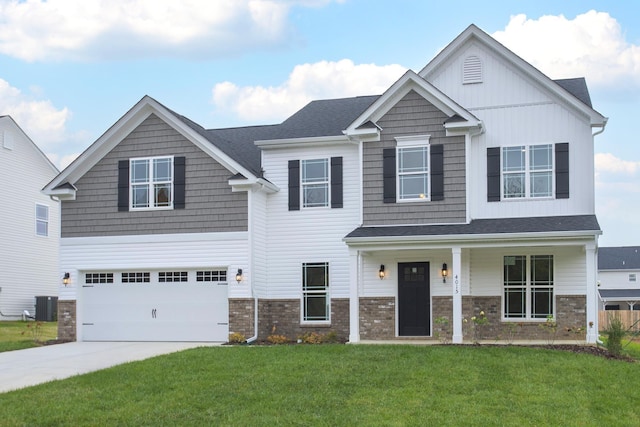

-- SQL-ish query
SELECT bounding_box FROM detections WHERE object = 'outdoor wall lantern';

[441,263,448,283]
[235,269,243,284]
[62,272,70,286]
[378,265,386,280]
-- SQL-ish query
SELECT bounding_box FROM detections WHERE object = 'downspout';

[246,294,259,344]
[592,118,608,137]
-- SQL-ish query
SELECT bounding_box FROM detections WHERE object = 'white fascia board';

[43,96,258,194]
[344,230,600,250]
[44,186,76,200]
[255,135,351,149]
[419,25,606,127]
[61,231,248,246]
[343,127,381,142]
[230,177,279,193]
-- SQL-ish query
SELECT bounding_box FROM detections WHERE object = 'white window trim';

[300,158,330,209]
[500,144,555,201]
[395,135,431,203]
[301,262,331,324]
[35,203,49,237]
[129,155,175,211]
[502,254,555,322]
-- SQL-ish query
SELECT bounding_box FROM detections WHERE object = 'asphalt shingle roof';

[344,215,600,240]
[554,78,593,108]
[598,247,640,270]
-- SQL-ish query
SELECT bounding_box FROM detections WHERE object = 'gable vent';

[463,55,482,84]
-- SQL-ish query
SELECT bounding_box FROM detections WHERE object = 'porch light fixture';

[441,263,448,283]
[235,269,243,283]
[62,272,70,286]
[378,265,386,280]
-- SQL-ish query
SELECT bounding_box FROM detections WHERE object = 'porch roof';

[599,289,640,301]
[344,215,600,244]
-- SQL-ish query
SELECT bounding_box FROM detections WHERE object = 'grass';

[0,321,58,353]
[1,344,639,426]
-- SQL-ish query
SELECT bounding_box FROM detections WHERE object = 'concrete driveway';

[0,341,220,394]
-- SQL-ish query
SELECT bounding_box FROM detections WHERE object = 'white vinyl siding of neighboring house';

[261,142,360,300]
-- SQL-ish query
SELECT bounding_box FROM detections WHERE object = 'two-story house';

[44,25,606,344]
[598,247,640,311]
[0,116,60,321]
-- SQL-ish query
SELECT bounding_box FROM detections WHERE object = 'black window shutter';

[288,160,300,211]
[487,147,501,202]
[555,143,569,199]
[331,157,343,208]
[383,148,396,203]
[174,156,186,209]
[117,160,129,212]
[430,144,444,201]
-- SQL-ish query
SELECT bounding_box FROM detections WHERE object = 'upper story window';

[502,144,553,199]
[35,204,49,237]
[398,145,430,201]
[301,158,329,208]
[130,156,173,209]
[630,274,637,283]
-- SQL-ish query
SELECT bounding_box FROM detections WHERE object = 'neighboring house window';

[488,143,568,202]
[85,273,114,284]
[398,145,430,200]
[159,272,188,282]
[130,156,173,209]
[122,272,150,283]
[35,204,49,237]
[630,274,637,283]
[302,262,329,322]
[301,158,329,207]
[288,157,343,211]
[196,270,227,282]
[503,255,554,319]
[502,144,553,199]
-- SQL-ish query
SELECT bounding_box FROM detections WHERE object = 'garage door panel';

[82,280,229,342]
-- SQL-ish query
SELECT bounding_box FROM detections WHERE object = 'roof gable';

[419,24,606,127]
[43,96,263,197]
[0,116,59,175]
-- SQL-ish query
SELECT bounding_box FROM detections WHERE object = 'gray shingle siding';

[61,114,248,237]
[363,90,466,226]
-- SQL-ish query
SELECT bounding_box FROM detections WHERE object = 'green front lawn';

[0,321,58,353]
[1,344,639,426]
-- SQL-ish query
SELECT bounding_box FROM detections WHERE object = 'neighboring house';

[44,24,607,344]
[598,247,640,310]
[0,116,60,320]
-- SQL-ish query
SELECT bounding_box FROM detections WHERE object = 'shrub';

[266,334,289,345]
[605,314,625,356]
[434,316,450,344]
[538,315,558,345]
[228,332,246,344]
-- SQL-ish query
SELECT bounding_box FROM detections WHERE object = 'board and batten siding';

[469,246,587,297]
[362,90,466,226]
[261,142,360,300]
[61,114,248,238]
[250,189,269,297]
[58,232,250,302]
[0,117,59,318]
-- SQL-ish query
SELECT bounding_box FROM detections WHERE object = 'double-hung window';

[35,204,49,237]
[130,156,173,209]
[504,255,554,320]
[397,145,430,200]
[301,159,329,208]
[302,262,329,322]
[502,144,552,199]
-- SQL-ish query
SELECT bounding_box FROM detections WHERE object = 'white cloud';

[595,152,640,175]
[0,78,70,151]
[0,0,337,62]
[212,59,406,122]
[492,10,640,86]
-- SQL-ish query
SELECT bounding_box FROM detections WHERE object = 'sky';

[0,0,638,247]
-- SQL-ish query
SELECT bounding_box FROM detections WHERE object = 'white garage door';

[81,270,229,342]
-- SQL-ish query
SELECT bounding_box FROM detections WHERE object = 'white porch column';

[585,242,598,343]
[452,247,463,343]
[348,248,361,343]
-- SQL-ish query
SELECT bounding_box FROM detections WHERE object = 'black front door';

[398,262,430,336]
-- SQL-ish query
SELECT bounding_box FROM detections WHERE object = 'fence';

[599,311,640,332]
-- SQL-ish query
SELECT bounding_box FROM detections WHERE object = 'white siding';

[262,142,360,299]
[469,246,587,297]
[0,117,59,319]
[598,270,640,290]
[250,189,268,297]
[428,41,596,220]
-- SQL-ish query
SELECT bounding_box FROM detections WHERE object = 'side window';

[288,157,342,211]
[301,159,329,208]
[131,156,173,209]
[502,144,552,199]
[630,274,637,283]
[35,204,49,237]
[302,262,330,322]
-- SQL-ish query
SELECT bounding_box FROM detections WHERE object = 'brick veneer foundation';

[57,300,77,342]
[228,298,256,338]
